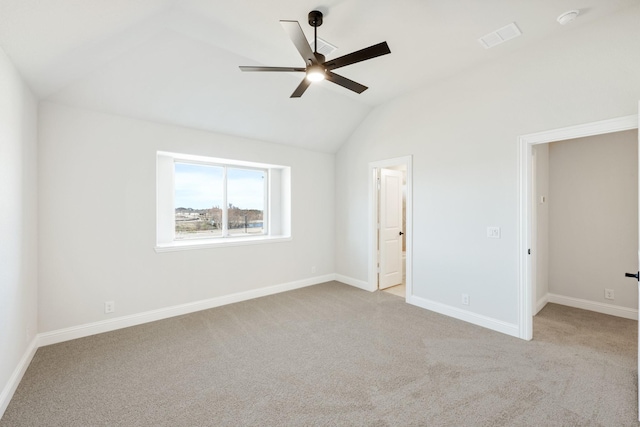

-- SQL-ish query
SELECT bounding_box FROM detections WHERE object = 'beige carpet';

[1,281,638,426]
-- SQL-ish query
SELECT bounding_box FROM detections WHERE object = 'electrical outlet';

[604,289,614,300]
[311,266,317,274]
[462,294,470,305]
[105,301,115,314]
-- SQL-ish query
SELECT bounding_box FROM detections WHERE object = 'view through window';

[174,162,266,240]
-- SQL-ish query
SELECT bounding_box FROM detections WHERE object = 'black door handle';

[399,231,404,236]
[625,271,639,281]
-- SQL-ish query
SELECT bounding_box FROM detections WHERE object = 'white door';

[379,168,403,289]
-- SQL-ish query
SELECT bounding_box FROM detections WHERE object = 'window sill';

[155,235,292,253]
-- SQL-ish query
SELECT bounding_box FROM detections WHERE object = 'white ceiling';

[1,0,638,152]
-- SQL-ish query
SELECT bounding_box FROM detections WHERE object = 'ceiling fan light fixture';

[306,65,326,82]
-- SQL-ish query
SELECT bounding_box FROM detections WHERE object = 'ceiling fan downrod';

[308,10,323,54]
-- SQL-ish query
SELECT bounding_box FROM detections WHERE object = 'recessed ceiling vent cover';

[478,22,522,49]
[308,37,337,56]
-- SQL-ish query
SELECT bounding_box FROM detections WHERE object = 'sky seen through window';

[174,163,264,210]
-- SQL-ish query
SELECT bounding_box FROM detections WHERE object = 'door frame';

[518,115,638,340]
[369,156,413,298]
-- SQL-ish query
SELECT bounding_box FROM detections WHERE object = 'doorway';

[532,132,638,320]
[379,166,405,295]
[518,115,638,340]
[368,156,413,299]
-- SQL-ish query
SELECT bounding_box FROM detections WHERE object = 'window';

[174,163,266,239]
[156,152,290,251]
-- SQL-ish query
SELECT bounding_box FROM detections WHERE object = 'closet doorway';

[518,114,639,340]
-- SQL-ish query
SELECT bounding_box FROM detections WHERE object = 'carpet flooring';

[1,281,638,426]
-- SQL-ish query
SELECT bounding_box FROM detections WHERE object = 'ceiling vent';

[308,37,337,56]
[478,22,522,49]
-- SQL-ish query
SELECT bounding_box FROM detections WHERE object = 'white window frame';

[156,151,291,252]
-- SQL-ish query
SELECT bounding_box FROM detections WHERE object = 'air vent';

[478,22,522,49]
[308,37,337,56]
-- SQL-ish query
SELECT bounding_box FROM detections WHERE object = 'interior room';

[2,1,640,424]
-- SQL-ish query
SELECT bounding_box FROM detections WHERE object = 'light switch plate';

[487,226,501,239]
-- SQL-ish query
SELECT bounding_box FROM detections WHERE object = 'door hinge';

[528,248,531,255]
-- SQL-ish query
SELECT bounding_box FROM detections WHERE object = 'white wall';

[0,48,38,412]
[548,130,638,310]
[38,102,335,333]
[335,5,640,332]
[534,144,549,312]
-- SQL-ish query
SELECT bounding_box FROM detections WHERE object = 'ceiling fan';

[239,10,391,98]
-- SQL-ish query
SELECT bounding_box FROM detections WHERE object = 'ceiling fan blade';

[325,71,368,94]
[239,66,305,72]
[280,20,317,65]
[290,78,312,98]
[323,41,391,71]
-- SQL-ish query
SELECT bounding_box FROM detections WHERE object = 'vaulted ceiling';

[0,0,637,152]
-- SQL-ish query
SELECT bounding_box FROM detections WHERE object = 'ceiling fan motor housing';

[308,10,323,27]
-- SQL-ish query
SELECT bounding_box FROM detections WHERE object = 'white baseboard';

[407,295,520,338]
[0,337,38,418]
[335,274,375,292]
[535,295,549,315]
[38,274,336,347]
[548,293,638,320]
